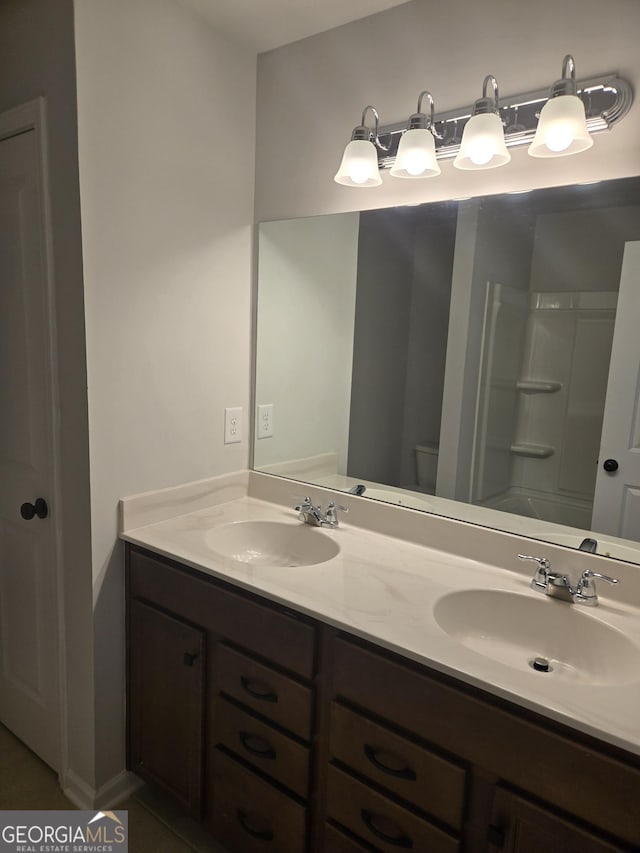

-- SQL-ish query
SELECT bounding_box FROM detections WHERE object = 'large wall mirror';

[254,176,640,565]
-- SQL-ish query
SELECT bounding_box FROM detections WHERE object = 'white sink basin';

[205,521,340,568]
[433,589,640,685]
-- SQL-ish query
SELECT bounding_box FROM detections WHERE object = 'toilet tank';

[415,442,439,490]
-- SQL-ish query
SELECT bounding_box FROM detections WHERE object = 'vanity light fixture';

[389,91,441,179]
[333,58,632,186]
[453,75,511,170]
[334,105,389,186]
[528,55,593,157]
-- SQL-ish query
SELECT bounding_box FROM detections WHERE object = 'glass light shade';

[453,112,511,170]
[390,128,441,179]
[334,139,382,186]
[528,94,593,157]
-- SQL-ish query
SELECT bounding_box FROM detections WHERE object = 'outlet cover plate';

[224,407,242,444]
[257,403,273,439]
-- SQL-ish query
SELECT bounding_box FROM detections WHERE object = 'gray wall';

[348,204,456,486]
[400,204,457,485]
[530,206,640,292]
[348,210,416,483]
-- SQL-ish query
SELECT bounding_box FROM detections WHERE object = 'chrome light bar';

[376,73,632,169]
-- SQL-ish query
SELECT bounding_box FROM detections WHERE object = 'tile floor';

[0,724,228,852]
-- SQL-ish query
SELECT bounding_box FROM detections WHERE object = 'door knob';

[20,498,48,520]
[603,458,619,473]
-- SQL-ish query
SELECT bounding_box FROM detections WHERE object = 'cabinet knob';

[603,458,619,473]
[183,652,198,666]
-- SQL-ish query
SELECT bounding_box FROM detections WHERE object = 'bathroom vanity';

[122,485,640,853]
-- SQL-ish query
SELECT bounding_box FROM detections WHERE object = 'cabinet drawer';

[333,636,467,744]
[323,823,374,852]
[217,644,312,740]
[330,702,466,830]
[129,546,316,677]
[333,636,640,848]
[327,764,459,853]
[210,748,307,853]
[213,695,310,798]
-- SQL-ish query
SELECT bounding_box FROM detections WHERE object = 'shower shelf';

[516,380,562,393]
[510,443,555,459]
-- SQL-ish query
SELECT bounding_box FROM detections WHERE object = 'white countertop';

[121,488,640,758]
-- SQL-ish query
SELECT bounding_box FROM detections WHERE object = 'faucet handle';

[518,554,551,591]
[518,554,550,569]
[294,497,317,523]
[325,501,349,526]
[576,569,619,605]
[581,569,619,585]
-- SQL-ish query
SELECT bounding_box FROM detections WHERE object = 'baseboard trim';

[62,769,95,809]
[96,769,144,809]
[63,768,143,809]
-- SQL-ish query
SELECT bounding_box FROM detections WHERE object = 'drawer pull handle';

[363,744,416,781]
[183,652,198,667]
[360,809,412,848]
[240,676,278,703]
[239,731,277,760]
[236,808,274,842]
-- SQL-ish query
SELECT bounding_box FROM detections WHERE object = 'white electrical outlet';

[224,407,243,444]
[257,403,274,439]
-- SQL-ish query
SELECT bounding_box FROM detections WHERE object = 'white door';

[0,111,60,769]
[592,241,640,540]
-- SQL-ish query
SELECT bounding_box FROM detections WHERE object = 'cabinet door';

[489,787,634,853]
[129,600,205,816]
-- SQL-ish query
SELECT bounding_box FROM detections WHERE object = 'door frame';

[0,98,67,776]
[591,240,640,538]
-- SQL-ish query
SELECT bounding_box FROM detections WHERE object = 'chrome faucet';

[518,554,619,606]
[294,497,348,528]
[347,483,366,496]
[575,569,619,606]
[579,537,598,553]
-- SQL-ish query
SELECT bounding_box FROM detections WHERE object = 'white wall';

[0,0,95,796]
[255,214,359,475]
[74,0,256,790]
[255,0,640,222]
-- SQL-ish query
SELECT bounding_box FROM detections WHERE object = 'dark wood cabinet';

[126,544,640,852]
[329,700,466,831]
[128,599,205,816]
[210,747,308,853]
[127,544,317,849]
[326,763,460,853]
[488,786,632,853]
[215,643,313,740]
